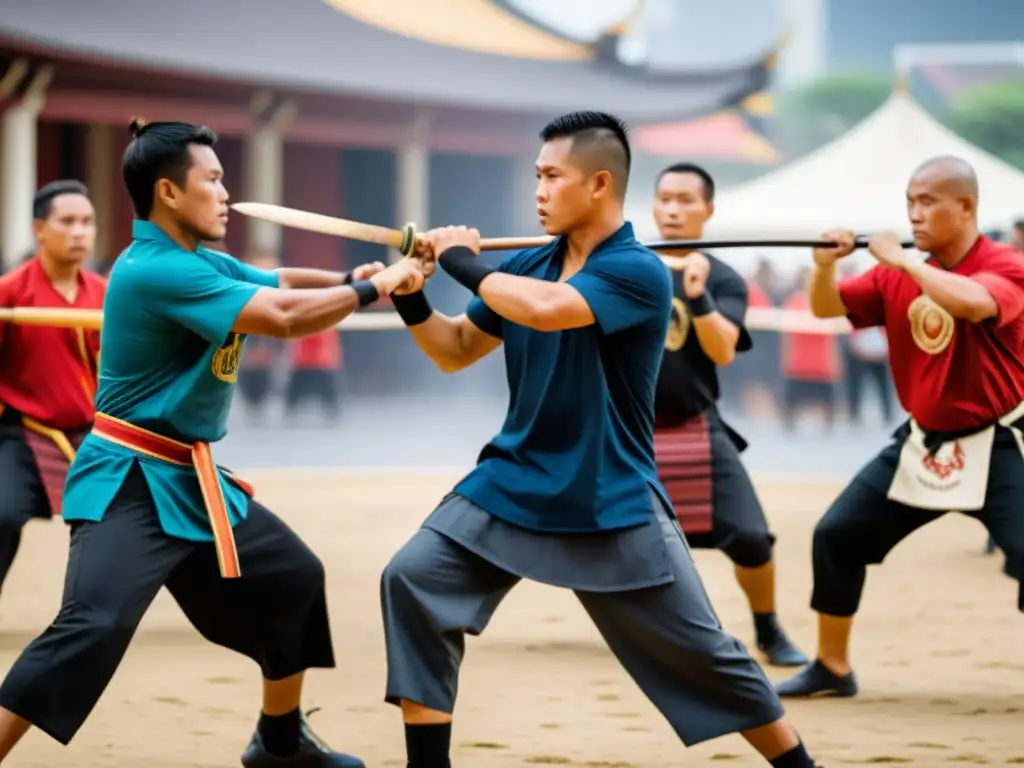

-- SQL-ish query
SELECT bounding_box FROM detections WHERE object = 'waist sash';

[654,412,714,534]
[0,403,87,517]
[887,401,1024,511]
[91,413,250,578]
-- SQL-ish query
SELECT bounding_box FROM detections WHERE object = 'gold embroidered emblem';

[907,294,954,355]
[665,296,691,352]
[211,333,244,383]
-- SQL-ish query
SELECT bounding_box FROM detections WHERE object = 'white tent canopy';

[702,91,1024,239]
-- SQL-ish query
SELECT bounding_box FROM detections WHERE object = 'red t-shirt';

[0,258,107,430]
[290,331,341,370]
[747,280,771,308]
[782,290,841,381]
[839,236,1024,431]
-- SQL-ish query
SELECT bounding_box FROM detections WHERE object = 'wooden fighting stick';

[230,202,913,255]
[0,303,851,335]
[0,306,103,330]
[0,205,908,331]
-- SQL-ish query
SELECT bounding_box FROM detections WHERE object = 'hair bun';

[128,117,148,138]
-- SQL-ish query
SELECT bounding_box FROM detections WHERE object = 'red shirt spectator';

[782,290,841,382]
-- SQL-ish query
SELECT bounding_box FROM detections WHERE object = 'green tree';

[773,72,892,156]
[946,79,1024,170]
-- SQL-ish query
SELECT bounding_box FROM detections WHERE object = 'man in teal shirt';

[0,119,426,767]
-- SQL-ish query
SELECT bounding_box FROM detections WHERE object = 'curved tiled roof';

[0,0,773,122]
[325,0,595,60]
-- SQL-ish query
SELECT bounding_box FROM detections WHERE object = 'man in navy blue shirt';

[384,111,818,768]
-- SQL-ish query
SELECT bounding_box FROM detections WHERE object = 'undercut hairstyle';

[122,117,218,219]
[540,111,631,200]
[656,162,715,203]
[33,179,90,221]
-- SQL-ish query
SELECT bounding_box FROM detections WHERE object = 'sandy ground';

[0,471,1021,767]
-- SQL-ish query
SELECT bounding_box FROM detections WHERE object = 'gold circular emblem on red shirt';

[907,294,954,355]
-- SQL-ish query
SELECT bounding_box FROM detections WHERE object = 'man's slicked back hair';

[540,111,631,200]
[33,179,90,221]
[122,118,218,219]
[656,162,716,203]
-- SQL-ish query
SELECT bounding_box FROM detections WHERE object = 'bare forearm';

[809,264,847,318]
[692,314,740,366]
[903,262,996,321]
[276,268,344,290]
[277,286,361,337]
[407,313,470,371]
[477,273,565,330]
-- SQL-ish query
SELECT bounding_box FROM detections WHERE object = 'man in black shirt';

[652,163,806,667]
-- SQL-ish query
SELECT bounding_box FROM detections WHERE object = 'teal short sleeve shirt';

[63,221,279,541]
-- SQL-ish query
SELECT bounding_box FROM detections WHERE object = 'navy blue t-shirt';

[455,223,673,532]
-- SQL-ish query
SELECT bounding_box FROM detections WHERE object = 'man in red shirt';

[776,155,1024,698]
[286,331,342,420]
[0,180,106,595]
[780,269,842,430]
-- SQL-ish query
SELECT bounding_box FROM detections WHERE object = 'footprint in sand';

[205,676,242,685]
[524,757,571,764]
[857,697,903,705]
[974,661,1024,671]
[931,649,971,658]
[200,705,235,715]
[153,696,188,707]
[461,741,508,749]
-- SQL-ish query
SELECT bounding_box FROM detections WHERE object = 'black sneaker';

[775,660,858,698]
[240,709,366,767]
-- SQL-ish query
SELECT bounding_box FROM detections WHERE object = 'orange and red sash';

[92,413,252,578]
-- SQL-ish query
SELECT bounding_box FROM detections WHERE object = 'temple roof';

[0,0,774,123]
